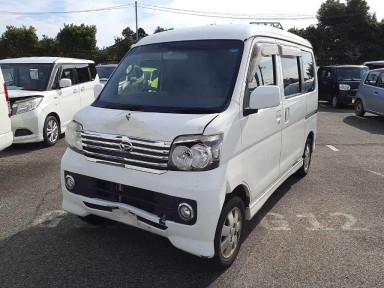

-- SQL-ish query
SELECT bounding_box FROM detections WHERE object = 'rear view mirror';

[249,86,281,110]
[59,79,72,88]
[94,83,104,98]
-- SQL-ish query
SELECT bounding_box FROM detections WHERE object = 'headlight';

[65,121,83,151]
[12,97,43,115]
[339,84,351,91]
[169,133,223,171]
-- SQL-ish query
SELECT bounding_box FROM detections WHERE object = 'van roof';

[135,24,312,48]
[0,57,94,64]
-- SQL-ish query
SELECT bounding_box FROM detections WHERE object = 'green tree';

[37,35,59,56]
[0,25,39,58]
[153,26,173,34]
[57,24,97,59]
[289,0,383,65]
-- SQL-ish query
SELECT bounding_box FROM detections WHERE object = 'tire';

[212,196,245,268]
[43,115,59,146]
[78,215,107,225]
[354,99,365,117]
[296,138,312,177]
[331,95,340,108]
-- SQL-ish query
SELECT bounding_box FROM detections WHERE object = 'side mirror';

[59,78,72,88]
[94,83,104,98]
[249,86,281,110]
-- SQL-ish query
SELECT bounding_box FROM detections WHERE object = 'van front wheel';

[43,116,59,146]
[355,99,365,117]
[213,196,245,268]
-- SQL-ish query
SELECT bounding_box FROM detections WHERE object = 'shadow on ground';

[0,173,301,288]
[0,136,65,159]
[343,115,384,135]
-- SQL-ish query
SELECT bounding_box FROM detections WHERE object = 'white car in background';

[0,57,99,146]
[0,69,12,151]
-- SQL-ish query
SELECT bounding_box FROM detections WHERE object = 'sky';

[0,0,383,48]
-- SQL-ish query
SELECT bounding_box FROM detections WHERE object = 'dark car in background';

[96,64,118,85]
[318,65,369,108]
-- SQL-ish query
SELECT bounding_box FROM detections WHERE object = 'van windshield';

[337,67,368,81]
[94,40,244,114]
[0,63,53,91]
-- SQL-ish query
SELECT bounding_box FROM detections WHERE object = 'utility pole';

[135,1,138,40]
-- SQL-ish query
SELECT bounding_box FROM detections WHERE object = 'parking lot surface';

[1,102,383,288]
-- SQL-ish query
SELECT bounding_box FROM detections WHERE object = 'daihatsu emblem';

[119,139,133,152]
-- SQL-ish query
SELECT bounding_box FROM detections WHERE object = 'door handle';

[285,108,290,123]
[276,110,282,124]
[374,91,378,95]
[73,89,78,93]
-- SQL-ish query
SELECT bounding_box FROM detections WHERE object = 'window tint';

[302,51,315,92]
[61,68,75,86]
[281,56,300,97]
[377,74,384,88]
[365,71,380,86]
[89,64,97,80]
[76,65,91,83]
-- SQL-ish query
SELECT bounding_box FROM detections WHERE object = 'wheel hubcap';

[47,120,58,143]
[303,144,311,172]
[220,207,242,259]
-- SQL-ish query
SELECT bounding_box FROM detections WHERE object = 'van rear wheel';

[296,138,312,177]
[213,196,245,268]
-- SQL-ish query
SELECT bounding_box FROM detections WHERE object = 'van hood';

[74,106,218,141]
[8,90,44,99]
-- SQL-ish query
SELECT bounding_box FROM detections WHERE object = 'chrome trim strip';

[83,150,168,167]
[82,143,169,160]
[81,131,171,148]
[84,157,166,174]
[82,138,169,154]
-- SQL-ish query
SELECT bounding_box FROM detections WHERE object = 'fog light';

[178,203,194,221]
[65,175,75,191]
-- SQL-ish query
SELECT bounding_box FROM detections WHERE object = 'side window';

[89,64,97,80]
[61,68,75,86]
[246,55,275,94]
[76,65,91,83]
[281,56,301,97]
[302,51,315,92]
[365,72,380,86]
[318,68,325,78]
[377,74,384,88]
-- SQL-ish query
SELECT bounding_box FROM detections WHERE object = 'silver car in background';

[355,68,384,117]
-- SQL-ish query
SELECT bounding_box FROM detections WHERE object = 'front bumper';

[338,90,358,105]
[0,131,13,151]
[11,107,46,143]
[61,148,227,258]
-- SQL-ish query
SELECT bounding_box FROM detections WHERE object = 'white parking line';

[326,145,339,152]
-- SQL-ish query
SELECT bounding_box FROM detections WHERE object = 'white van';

[0,57,99,146]
[0,69,12,151]
[61,25,318,267]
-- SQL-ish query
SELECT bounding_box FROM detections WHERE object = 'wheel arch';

[46,112,61,134]
[225,184,250,208]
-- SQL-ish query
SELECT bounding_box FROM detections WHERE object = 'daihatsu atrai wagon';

[61,25,318,267]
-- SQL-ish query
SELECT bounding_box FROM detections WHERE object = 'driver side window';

[244,52,276,108]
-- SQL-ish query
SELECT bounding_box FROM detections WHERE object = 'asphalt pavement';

[0,102,383,288]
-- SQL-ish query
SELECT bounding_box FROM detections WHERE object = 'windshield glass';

[96,66,116,79]
[94,40,244,114]
[337,67,368,81]
[0,63,53,91]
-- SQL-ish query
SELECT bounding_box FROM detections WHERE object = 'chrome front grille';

[81,131,171,174]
